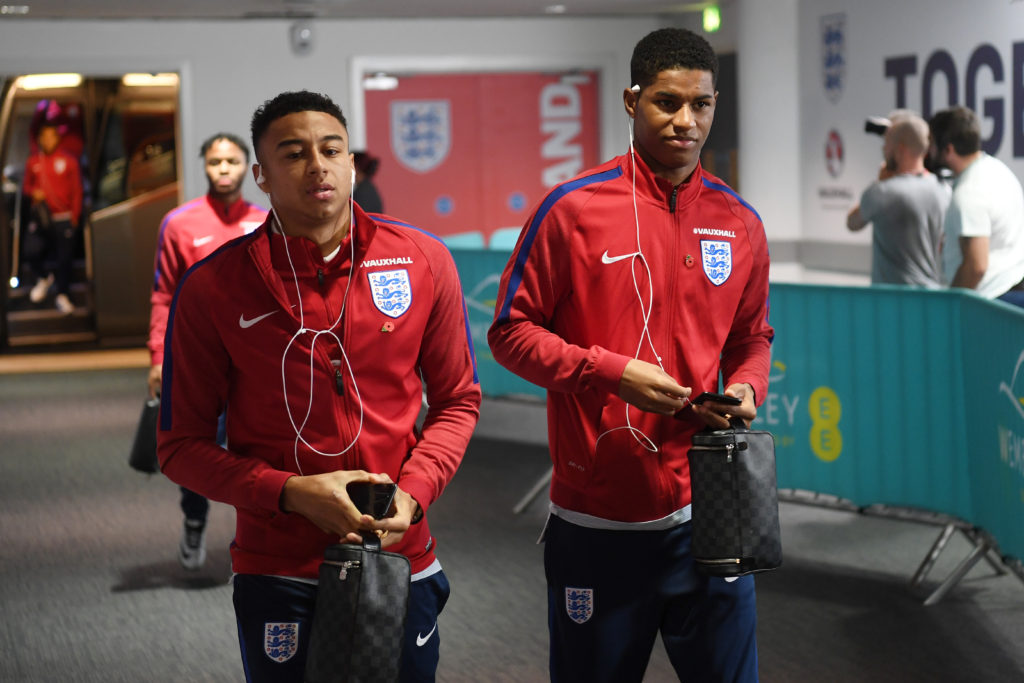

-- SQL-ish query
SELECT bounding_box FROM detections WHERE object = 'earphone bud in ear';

[630,84,640,93]
[255,165,266,185]
[351,168,356,185]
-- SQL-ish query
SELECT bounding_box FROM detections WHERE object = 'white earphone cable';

[271,188,364,473]
[594,111,670,454]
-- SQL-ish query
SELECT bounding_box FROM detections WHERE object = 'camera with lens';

[864,116,891,136]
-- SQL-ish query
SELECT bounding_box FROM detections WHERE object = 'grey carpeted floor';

[1,368,1023,682]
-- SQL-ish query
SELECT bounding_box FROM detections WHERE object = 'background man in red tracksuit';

[23,122,83,315]
[489,28,773,682]
[157,91,480,682]
[148,132,267,570]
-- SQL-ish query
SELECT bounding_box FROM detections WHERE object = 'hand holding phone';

[691,391,742,406]
[346,481,398,520]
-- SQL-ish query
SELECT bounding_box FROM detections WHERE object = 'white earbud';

[628,85,639,145]
[351,168,356,186]
[255,164,266,185]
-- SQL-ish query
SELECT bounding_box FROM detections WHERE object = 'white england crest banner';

[821,13,846,104]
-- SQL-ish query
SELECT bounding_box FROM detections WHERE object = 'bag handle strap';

[728,416,750,432]
[360,532,382,553]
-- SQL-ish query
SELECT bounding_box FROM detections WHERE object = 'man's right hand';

[618,358,691,415]
[280,470,395,543]
[147,364,162,398]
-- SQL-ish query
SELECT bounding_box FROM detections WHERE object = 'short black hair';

[928,106,981,157]
[250,90,348,155]
[630,27,719,90]
[199,132,250,162]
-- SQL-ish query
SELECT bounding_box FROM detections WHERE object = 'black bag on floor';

[306,533,411,683]
[689,418,782,577]
[128,398,160,474]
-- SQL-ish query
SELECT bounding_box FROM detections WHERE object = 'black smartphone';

[346,481,397,519]
[691,391,743,406]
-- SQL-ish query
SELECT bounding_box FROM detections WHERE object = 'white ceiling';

[0,0,713,20]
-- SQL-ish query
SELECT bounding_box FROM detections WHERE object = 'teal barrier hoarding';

[452,248,544,399]
[960,297,1024,564]
[765,285,971,519]
[450,248,1024,563]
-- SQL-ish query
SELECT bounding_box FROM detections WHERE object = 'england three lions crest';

[391,100,451,173]
[565,587,593,624]
[821,13,845,104]
[264,622,298,663]
[368,269,412,318]
[701,240,732,286]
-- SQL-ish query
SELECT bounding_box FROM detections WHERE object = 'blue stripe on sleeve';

[152,199,201,292]
[495,167,621,324]
[702,178,772,337]
[701,177,762,223]
[372,217,480,384]
[159,232,256,431]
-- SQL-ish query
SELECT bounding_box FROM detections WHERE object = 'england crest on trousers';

[701,240,732,286]
[264,622,298,663]
[565,587,593,624]
[368,269,412,318]
[390,100,451,173]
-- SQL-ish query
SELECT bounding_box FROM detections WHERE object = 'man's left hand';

[363,487,418,549]
[690,382,756,430]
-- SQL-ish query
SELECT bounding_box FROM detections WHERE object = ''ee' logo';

[809,386,842,462]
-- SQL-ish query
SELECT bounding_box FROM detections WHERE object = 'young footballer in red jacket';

[157,91,481,682]
[489,28,773,682]
[23,122,83,314]
[148,132,267,571]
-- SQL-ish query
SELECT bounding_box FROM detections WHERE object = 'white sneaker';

[29,274,53,303]
[178,519,207,570]
[54,293,74,315]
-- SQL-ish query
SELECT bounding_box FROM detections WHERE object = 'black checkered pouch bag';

[689,418,782,577]
[128,398,160,474]
[305,533,411,683]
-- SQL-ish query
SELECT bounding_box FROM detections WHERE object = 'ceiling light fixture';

[16,73,83,90]
[363,72,399,91]
[122,73,180,87]
[703,5,721,33]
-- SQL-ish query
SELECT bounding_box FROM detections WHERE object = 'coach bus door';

[0,72,181,349]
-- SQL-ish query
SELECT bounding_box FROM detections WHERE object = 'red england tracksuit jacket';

[148,194,267,366]
[489,153,773,523]
[23,149,82,225]
[158,204,481,577]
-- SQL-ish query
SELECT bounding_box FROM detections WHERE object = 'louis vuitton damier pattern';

[305,535,411,683]
[689,421,782,577]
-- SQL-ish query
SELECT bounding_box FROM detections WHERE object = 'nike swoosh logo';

[193,235,215,247]
[238,310,278,329]
[601,250,634,264]
[415,622,438,647]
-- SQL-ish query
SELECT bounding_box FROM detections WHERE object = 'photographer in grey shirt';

[848,111,950,287]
